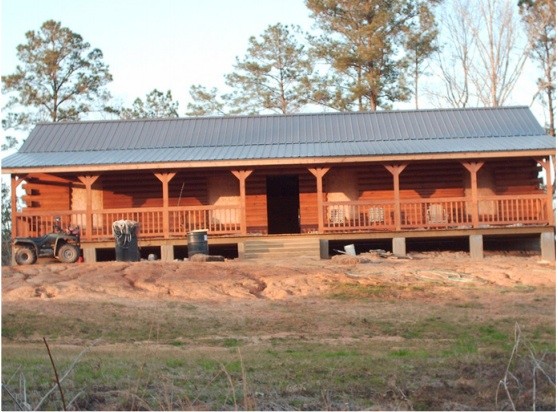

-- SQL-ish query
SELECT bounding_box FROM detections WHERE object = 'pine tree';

[120,89,179,119]
[306,0,426,111]
[224,23,313,115]
[2,20,113,128]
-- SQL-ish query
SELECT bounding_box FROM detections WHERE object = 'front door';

[266,175,300,234]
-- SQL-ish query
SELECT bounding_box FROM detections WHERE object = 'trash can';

[113,220,140,262]
[187,229,208,258]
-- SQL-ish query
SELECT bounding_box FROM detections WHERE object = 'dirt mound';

[2,252,554,304]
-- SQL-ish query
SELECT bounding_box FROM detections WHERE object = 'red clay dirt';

[2,251,555,304]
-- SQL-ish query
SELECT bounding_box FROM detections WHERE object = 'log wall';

[101,171,209,208]
[491,158,542,195]
[21,173,71,210]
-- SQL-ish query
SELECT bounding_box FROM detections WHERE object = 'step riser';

[242,239,322,259]
[244,246,318,252]
[244,250,321,257]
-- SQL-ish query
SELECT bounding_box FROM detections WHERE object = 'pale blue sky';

[0,0,548,125]
[1,0,314,112]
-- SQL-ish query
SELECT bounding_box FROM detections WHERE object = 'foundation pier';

[469,234,484,260]
[540,232,556,262]
[392,237,406,256]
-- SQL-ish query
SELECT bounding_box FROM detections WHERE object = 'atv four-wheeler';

[13,218,81,265]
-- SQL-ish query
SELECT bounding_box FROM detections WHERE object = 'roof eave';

[2,149,555,175]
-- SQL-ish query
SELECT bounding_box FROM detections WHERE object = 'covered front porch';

[10,157,554,249]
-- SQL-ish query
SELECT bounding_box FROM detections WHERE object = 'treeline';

[1,0,555,137]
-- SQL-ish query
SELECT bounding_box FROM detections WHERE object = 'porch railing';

[477,195,549,226]
[13,195,550,240]
[14,205,242,240]
[322,195,549,232]
[323,200,396,231]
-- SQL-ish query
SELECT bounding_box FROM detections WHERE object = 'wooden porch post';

[461,161,484,228]
[77,175,100,241]
[535,157,555,226]
[384,164,407,231]
[308,167,330,234]
[10,174,27,239]
[231,170,253,235]
[154,172,176,239]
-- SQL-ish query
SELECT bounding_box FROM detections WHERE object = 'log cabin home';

[2,106,556,262]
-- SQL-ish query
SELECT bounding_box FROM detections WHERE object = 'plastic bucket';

[344,244,356,256]
[187,230,209,257]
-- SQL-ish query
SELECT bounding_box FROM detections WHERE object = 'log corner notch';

[308,167,330,233]
[231,169,254,235]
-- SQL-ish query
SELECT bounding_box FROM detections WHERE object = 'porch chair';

[329,208,346,225]
[426,204,448,224]
[368,207,385,224]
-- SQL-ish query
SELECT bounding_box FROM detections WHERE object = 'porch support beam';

[77,175,100,241]
[308,167,330,233]
[154,172,176,239]
[461,161,485,228]
[10,174,27,241]
[231,170,253,235]
[384,164,408,231]
[534,157,555,226]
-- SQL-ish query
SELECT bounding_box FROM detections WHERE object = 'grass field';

[2,256,556,410]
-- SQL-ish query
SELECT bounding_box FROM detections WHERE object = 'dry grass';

[3,294,555,410]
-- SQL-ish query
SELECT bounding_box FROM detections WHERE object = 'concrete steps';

[240,237,324,260]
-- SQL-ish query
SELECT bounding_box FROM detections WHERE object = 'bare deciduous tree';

[470,0,528,107]
[435,0,528,108]
[435,0,475,107]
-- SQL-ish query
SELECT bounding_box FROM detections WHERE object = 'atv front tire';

[58,244,80,263]
[15,246,37,265]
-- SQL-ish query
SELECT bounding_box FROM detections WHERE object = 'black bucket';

[188,230,208,258]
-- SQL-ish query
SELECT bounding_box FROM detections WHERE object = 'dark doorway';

[266,175,300,234]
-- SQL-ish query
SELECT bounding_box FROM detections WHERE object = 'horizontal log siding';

[400,162,466,226]
[102,172,162,208]
[492,158,542,194]
[299,172,318,232]
[358,164,394,201]
[168,171,208,206]
[101,171,208,209]
[21,173,71,210]
[245,172,268,234]
[400,162,466,198]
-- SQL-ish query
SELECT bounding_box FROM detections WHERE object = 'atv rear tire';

[15,246,37,265]
[58,244,80,263]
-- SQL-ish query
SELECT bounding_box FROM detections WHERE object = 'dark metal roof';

[2,106,555,169]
